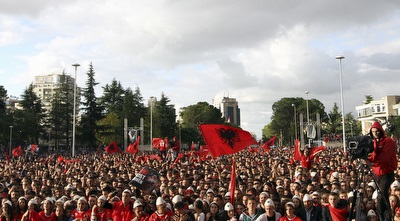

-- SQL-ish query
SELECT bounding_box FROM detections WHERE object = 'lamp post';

[335,56,346,152]
[149,96,155,146]
[72,63,80,157]
[9,126,13,156]
[350,121,353,137]
[292,104,297,141]
[305,91,310,124]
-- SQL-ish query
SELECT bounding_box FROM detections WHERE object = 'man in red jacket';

[368,121,397,221]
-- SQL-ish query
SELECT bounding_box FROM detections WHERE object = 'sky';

[1,0,400,139]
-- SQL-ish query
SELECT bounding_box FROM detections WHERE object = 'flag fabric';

[5,153,10,163]
[129,167,159,193]
[293,139,302,161]
[104,141,119,154]
[57,156,65,164]
[152,138,163,149]
[28,144,38,153]
[126,136,140,154]
[310,145,325,157]
[199,124,257,157]
[12,146,23,157]
[190,141,195,151]
[230,158,236,204]
[261,136,276,152]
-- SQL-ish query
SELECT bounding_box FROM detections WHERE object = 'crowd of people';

[0,121,398,221]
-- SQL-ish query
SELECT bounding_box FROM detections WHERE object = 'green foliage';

[326,103,342,134]
[179,101,224,144]
[47,74,74,149]
[79,63,104,148]
[100,79,125,116]
[96,112,121,144]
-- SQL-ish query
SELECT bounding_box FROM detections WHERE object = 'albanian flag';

[126,136,140,154]
[261,136,276,152]
[199,124,257,157]
[104,141,119,154]
[12,146,23,157]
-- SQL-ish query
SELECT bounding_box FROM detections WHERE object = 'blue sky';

[1,0,400,139]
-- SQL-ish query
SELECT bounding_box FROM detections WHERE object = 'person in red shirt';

[91,195,112,221]
[368,121,398,221]
[71,197,91,221]
[148,197,173,221]
[111,189,134,221]
[38,198,57,221]
[321,192,348,221]
[130,200,149,221]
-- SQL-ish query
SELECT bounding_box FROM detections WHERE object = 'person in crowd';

[173,201,195,221]
[224,203,236,221]
[193,199,205,221]
[205,202,219,221]
[239,196,262,221]
[321,192,348,221]
[71,197,91,221]
[368,121,398,221]
[130,200,150,221]
[148,197,173,221]
[298,194,321,221]
[112,189,134,221]
[38,198,57,221]
[278,202,301,221]
[0,200,14,221]
[255,199,281,221]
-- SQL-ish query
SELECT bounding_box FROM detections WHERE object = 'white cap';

[78,197,87,203]
[294,171,301,177]
[172,195,183,204]
[310,171,317,177]
[206,188,215,194]
[259,192,269,197]
[348,191,354,198]
[133,200,143,209]
[303,194,312,202]
[292,195,301,201]
[65,184,73,190]
[276,185,284,190]
[123,189,132,195]
[18,196,27,202]
[391,180,400,188]
[367,209,377,217]
[372,190,378,200]
[188,204,194,210]
[264,199,275,207]
[312,191,319,196]
[3,200,12,207]
[224,192,231,197]
[368,181,377,189]
[28,199,38,206]
[224,202,234,211]
[98,195,107,202]
[73,195,81,201]
[332,172,339,178]
[286,202,295,208]
[156,197,166,206]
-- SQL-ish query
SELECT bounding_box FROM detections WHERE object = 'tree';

[47,73,73,150]
[267,97,325,145]
[96,112,121,145]
[0,85,12,145]
[79,62,104,149]
[13,84,45,145]
[122,86,146,128]
[100,79,124,116]
[364,95,374,104]
[180,101,225,144]
[345,113,361,137]
[325,103,342,134]
[157,93,177,139]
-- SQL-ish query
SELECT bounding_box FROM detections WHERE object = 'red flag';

[104,141,119,154]
[126,136,140,154]
[152,138,163,149]
[5,153,10,163]
[310,145,325,157]
[12,146,23,157]
[199,124,257,157]
[230,158,236,204]
[30,144,38,152]
[57,156,65,164]
[293,139,302,161]
[190,141,195,151]
[262,136,276,152]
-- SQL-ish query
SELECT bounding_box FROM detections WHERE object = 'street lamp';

[350,121,353,137]
[9,126,13,156]
[149,96,155,146]
[305,91,310,124]
[335,56,346,152]
[72,63,80,157]
[292,104,297,141]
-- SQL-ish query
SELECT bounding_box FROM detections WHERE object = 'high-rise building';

[32,73,78,113]
[213,96,241,126]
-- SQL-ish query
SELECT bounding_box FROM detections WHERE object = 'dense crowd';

[0,133,399,221]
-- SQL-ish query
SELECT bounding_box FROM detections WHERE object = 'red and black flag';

[104,141,119,154]
[199,124,257,157]
[12,146,23,157]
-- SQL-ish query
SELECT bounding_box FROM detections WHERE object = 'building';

[213,96,241,126]
[356,95,400,134]
[32,73,79,113]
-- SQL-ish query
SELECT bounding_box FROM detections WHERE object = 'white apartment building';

[356,95,400,134]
